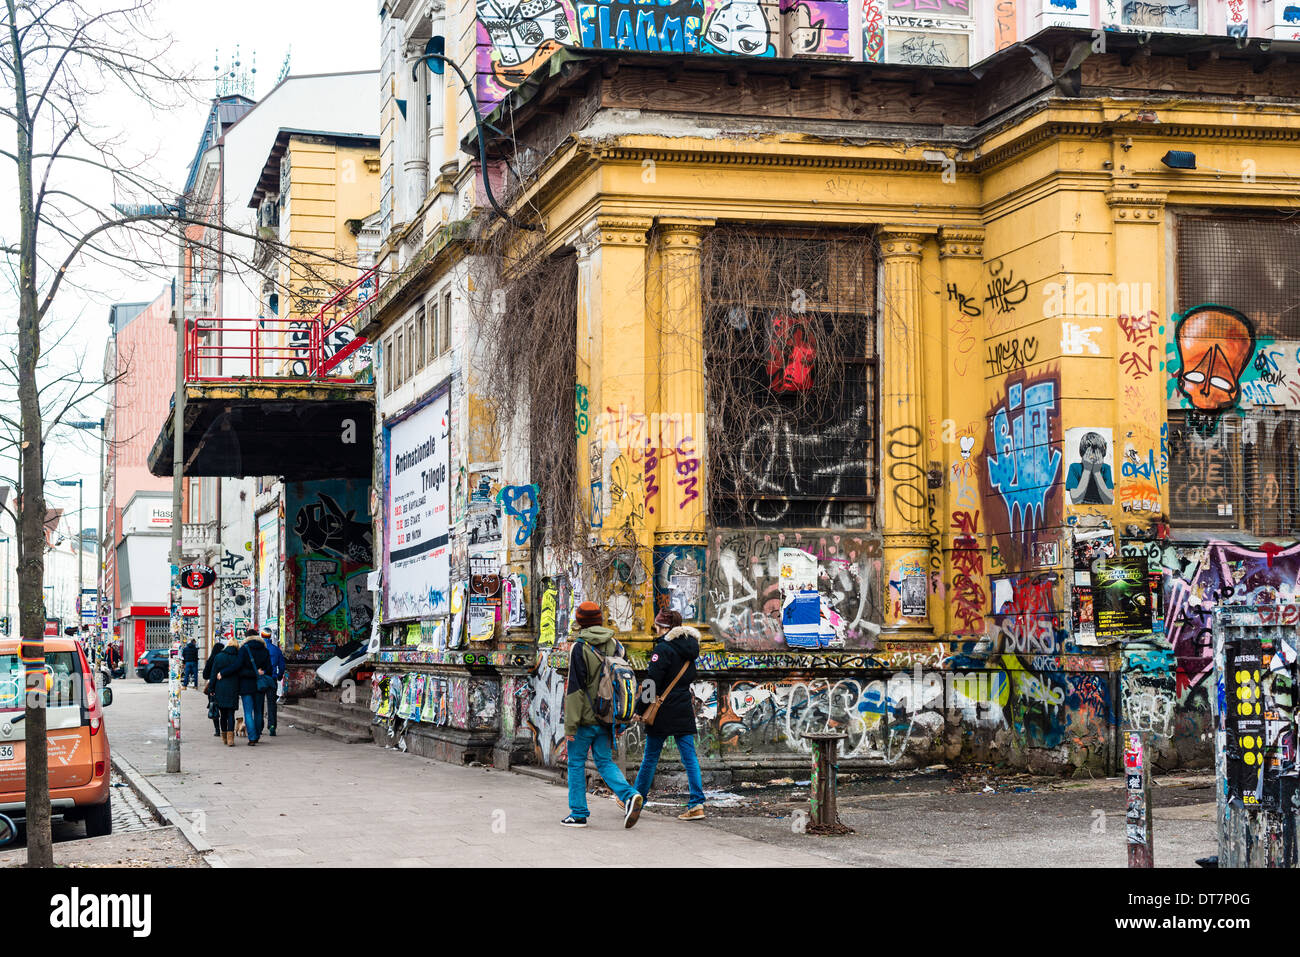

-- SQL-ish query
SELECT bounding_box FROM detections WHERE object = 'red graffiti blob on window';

[1174,304,1255,413]
[767,315,815,392]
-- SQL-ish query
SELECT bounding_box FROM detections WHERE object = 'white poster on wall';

[385,390,451,620]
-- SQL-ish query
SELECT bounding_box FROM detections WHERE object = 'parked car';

[136,648,171,683]
[0,636,114,837]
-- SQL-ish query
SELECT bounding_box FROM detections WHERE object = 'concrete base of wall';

[370,721,497,764]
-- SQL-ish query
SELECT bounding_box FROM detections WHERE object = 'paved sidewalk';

[106,680,832,867]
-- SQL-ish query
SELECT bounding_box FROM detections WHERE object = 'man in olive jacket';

[562,601,643,829]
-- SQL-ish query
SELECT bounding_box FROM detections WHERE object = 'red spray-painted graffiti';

[990,572,1061,654]
[950,510,986,635]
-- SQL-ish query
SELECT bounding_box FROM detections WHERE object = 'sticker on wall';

[448,581,467,650]
[468,603,496,643]
[900,571,927,619]
[466,466,502,547]
[468,555,501,642]
[538,577,558,646]
[502,574,527,628]
[779,546,820,648]
[1091,556,1151,638]
[1064,427,1115,506]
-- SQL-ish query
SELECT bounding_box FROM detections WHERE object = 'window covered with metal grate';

[1169,213,1300,535]
[702,227,877,529]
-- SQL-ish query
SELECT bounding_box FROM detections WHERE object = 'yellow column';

[937,227,988,639]
[585,214,656,636]
[654,219,711,531]
[650,218,712,624]
[879,227,936,635]
[1105,191,1169,521]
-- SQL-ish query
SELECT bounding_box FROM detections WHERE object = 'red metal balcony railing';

[183,267,377,384]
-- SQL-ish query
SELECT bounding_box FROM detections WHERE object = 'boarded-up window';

[1171,213,1300,535]
[703,227,876,529]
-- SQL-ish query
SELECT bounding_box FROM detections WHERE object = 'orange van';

[0,636,113,836]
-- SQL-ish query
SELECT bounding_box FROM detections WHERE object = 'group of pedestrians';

[562,601,706,829]
[199,628,286,747]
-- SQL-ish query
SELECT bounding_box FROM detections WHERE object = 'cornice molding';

[594,215,652,246]
[592,144,970,175]
[938,226,985,259]
[654,530,708,547]
[878,228,932,258]
[1106,189,1167,223]
[655,217,713,249]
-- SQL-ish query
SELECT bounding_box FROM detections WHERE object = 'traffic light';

[0,616,8,635]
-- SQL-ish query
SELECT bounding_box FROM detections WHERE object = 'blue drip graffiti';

[986,378,1061,544]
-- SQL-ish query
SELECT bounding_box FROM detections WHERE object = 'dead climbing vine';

[468,214,586,563]
[695,226,879,530]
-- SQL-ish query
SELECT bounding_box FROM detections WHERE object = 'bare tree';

[0,0,381,867]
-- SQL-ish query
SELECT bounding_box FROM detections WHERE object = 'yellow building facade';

[251,130,381,373]
[364,22,1300,775]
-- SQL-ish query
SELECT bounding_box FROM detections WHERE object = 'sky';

[0,0,381,537]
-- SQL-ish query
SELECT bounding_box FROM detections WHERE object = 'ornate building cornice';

[1105,189,1167,223]
[594,215,652,247]
[877,228,932,259]
[655,217,712,249]
[938,227,985,259]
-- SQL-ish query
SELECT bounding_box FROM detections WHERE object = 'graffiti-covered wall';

[285,479,375,661]
[706,528,883,650]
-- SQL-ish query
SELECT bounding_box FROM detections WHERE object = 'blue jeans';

[566,724,636,820]
[182,661,197,687]
[240,693,265,742]
[635,734,706,809]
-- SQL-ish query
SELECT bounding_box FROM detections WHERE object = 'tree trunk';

[9,0,53,868]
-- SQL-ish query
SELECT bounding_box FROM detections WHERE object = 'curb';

[509,764,565,786]
[111,753,228,868]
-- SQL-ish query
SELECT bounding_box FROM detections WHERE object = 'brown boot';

[224,731,234,746]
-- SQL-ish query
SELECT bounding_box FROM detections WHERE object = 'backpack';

[581,639,637,725]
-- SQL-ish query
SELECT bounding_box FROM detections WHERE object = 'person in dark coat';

[234,628,273,745]
[261,627,286,735]
[633,609,706,820]
[181,638,199,688]
[202,640,225,736]
[210,639,243,746]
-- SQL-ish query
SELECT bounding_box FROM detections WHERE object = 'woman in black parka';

[203,640,225,737]
[632,609,706,820]
[210,639,243,746]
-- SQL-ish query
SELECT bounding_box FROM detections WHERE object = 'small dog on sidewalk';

[234,716,247,738]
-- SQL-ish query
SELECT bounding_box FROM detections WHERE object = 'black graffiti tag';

[946,282,981,317]
[986,335,1039,375]
[984,272,1028,315]
[885,424,926,524]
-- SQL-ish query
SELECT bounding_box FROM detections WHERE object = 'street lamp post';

[53,478,83,638]
[112,200,185,774]
[0,535,9,636]
[168,220,186,774]
[69,419,106,667]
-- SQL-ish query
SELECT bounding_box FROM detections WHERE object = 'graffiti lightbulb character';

[1066,431,1114,506]
[1174,304,1256,413]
